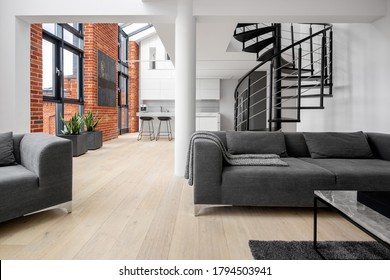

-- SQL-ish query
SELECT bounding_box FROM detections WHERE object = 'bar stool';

[137,116,155,141]
[156,116,173,141]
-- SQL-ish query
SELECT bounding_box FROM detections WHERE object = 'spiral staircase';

[233,23,333,131]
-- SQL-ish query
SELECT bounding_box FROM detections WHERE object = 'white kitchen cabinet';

[140,78,175,100]
[196,114,220,131]
[196,79,220,100]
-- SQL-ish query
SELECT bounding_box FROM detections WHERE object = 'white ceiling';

[144,0,388,80]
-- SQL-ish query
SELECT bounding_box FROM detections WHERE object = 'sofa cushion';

[0,165,39,222]
[0,132,16,166]
[226,131,287,156]
[0,165,39,190]
[221,158,335,207]
[303,131,374,159]
[300,158,390,190]
[283,132,311,157]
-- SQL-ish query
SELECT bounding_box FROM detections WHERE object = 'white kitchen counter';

[136,112,175,117]
[136,112,221,132]
[136,112,219,117]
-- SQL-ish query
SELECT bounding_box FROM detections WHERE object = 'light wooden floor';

[0,133,371,259]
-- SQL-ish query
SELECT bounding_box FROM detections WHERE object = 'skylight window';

[118,23,155,42]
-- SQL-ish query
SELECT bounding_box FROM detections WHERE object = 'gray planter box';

[59,133,88,157]
[86,130,103,150]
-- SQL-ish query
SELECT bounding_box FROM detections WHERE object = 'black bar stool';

[156,116,173,141]
[137,116,155,141]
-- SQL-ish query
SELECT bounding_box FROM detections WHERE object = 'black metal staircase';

[233,23,333,131]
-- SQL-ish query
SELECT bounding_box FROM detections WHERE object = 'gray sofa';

[191,131,390,215]
[0,132,73,223]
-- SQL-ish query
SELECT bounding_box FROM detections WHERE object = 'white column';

[175,0,196,176]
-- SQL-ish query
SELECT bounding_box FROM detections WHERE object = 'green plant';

[84,111,100,132]
[60,112,84,135]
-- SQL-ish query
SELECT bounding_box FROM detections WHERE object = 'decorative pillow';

[0,131,16,166]
[226,131,287,156]
[303,131,374,159]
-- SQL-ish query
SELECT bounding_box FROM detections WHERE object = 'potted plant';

[59,112,88,157]
[84,111,102,150]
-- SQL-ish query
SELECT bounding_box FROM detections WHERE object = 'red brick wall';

[84,23,119,142]
[129,41,139,133]
[30,24,43,132]
[30,24,138,141]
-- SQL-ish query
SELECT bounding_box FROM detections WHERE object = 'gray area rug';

[249,240,390,260]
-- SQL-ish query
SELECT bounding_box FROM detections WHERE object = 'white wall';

[139,34,176,100]
[219,79,237,131]
[298,4,390,133]
[0,0,388,133]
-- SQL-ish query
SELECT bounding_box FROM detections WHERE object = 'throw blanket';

[184,131,288,186]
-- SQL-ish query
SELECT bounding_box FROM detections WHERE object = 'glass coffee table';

[314,190,390,259]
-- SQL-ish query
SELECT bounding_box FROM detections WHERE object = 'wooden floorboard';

[0,133,372,259]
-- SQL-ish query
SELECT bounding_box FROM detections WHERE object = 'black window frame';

[118,26,129,135]
[42,23,84,135]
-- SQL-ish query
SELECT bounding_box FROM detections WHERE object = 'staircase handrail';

[234,24,332,98]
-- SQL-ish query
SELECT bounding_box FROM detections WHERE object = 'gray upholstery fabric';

[366,133,390,161]
[193,140,223,204]
[191,131,390,210]
[0,132,16,166]
[221,158,335,207]
[0,133,73,223]
[0,165,39,222]
[12,134,24,164]
[226,131,287,156]
[303,132,374,159]
[283,132,311,157]
[300,158,390,190]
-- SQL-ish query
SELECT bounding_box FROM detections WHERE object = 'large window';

[42,23,84,135]
[118,27,129,134]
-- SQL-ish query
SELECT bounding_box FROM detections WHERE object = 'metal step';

[276,94,333,99]
[281,75,323,81]
[243,37,274,53]
[257,48,274,61]
[281,67,313,74]
[236,23,257,28]
[268,117,300,123]
[274,106,325,110]
[234,26,275,43]
[281,84,331,89]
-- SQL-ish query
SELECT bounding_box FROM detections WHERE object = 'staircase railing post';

[291,24,296,68]
[320,34,326,108]
[329,29,333,96]
[297,46,302,122]
[310,24,314,75]
[323,30,328,79]
[234,89,238,130]
[246,76,251,131]
[274,23,282,131]
[268,62,274,131]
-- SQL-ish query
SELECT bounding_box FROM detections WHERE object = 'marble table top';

[315,190,390,245]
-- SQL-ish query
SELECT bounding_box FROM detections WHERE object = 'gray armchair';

[0,133,73,223]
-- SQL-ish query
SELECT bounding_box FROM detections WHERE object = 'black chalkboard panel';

[97,50,116,107]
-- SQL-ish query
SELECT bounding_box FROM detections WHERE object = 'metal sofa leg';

[25,201,73,216]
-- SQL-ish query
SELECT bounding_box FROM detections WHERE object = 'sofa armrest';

[366,133,390,161]
[20,133,73,192]
[193,139,223,204]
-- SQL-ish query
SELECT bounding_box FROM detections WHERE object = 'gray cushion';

[0,132,16,166]
[0,165,39,222]
[303,131,374,159]
[366,132,390,161]
[226,131,287,156]
[283,132,311,157]
[221,158,335,207]
[301,158,390,190]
